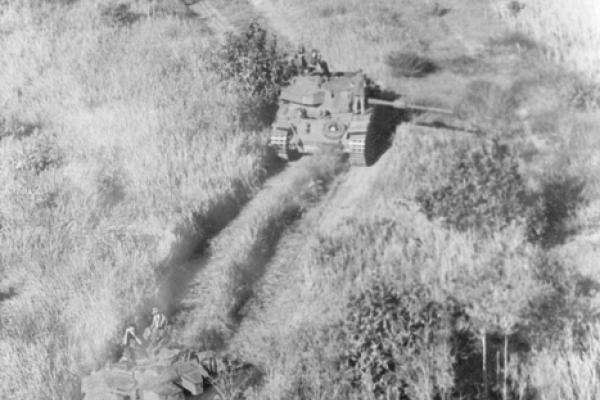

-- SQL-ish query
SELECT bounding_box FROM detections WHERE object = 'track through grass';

[173,154,345,347]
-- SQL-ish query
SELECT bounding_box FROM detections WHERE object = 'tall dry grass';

[178,154,342,348]
[524,324,600,400]
[250,0,506,103]
[230,122,600,399]
[495,0,600,85]
[252,0,443,81]
[242,0,600,398]
[0,1,269,398]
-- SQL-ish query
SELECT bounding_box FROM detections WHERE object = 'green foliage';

[0,5,270,399]
[456,80,513,134]
[19,132,63,175]
[385,51,438,78]
[526,175,585,247]
[219,22,295,131]
[317,4,348,18]
[488,31,538,51]
[414,133,586,244]
[525,253,600,348]
[507,1,525,15]
[340,281,454,399]
[99,1,140,26]
[416,139,528,233]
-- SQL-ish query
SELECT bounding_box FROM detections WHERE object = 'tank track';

[270,130,290,160]
[348,134,367,166]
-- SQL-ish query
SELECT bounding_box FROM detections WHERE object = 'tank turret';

[269,67,453,166]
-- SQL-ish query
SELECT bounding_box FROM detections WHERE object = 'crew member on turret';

[317,57,330,78]
[351,71,366,114]
[308,49,320,73]
[144,307,168,349]
[298,46,308,74]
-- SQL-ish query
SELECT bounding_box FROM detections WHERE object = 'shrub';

[18,133,63,175]
[385,52,438,78]
[340,281,454,399]
[456,80,513,134]
[218,22,296,131]
[98,1,140,26]
[489,31,539,51]
[430,2,450,17]
[526,175,585,247]
[443,55,485,75]
[0,117,41,140]
[416,139,528,233]
[415,136,586,244]
[317,4,348,18]
[507,1,525,16]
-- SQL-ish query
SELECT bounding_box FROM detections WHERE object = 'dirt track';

[152,0,391,362]
[164,154,345,343]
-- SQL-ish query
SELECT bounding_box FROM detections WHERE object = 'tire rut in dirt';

[174,155,345,348]
[156,152,286,317]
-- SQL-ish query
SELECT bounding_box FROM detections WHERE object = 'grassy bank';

[230,122,600,399]
[0,2,270,398]
[235,1,600,398]
[495,0,600,87]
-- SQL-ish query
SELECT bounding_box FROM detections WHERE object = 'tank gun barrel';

[368,98,453,115]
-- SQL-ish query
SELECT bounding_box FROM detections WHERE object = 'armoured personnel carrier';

[269,70,453,166]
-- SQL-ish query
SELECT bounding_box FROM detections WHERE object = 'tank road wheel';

[270,130,291,160]
[348,134,367,166]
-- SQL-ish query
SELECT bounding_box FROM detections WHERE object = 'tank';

[269,71,454,166]
[81,346,255,400]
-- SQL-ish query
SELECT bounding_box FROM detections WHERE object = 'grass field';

[495,0,600,87]
[2,0,600,399]
[239,0,600,398]
[177,153,343,348]
[0,1,271,398]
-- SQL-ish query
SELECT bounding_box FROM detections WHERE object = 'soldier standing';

[317,58,331,77]
[144,307,168,348]
[308,49,320,73]
[298,46,308,74]
[352,71,366,114]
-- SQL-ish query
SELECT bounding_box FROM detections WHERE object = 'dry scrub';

[177,154,343,348]
[495,0,600,86]
[229,122,600,399]
[0,2,270,398]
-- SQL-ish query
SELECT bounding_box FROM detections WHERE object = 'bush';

[489,31,539,51]
[416,139,528,233]
[18,133,63,175]
[385,52,438,78]
[98,1,140,26]
[340,281,454,399]
[317,4,348,18]
[507,1,525,15]
[526,175,585,247]
[456,80,513,134]
[218,22,296,131]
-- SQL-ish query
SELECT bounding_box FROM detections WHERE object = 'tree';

[455,245,543,400]
[416,139,529,234]
[218,22,297,131]
[340,280,454,399]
